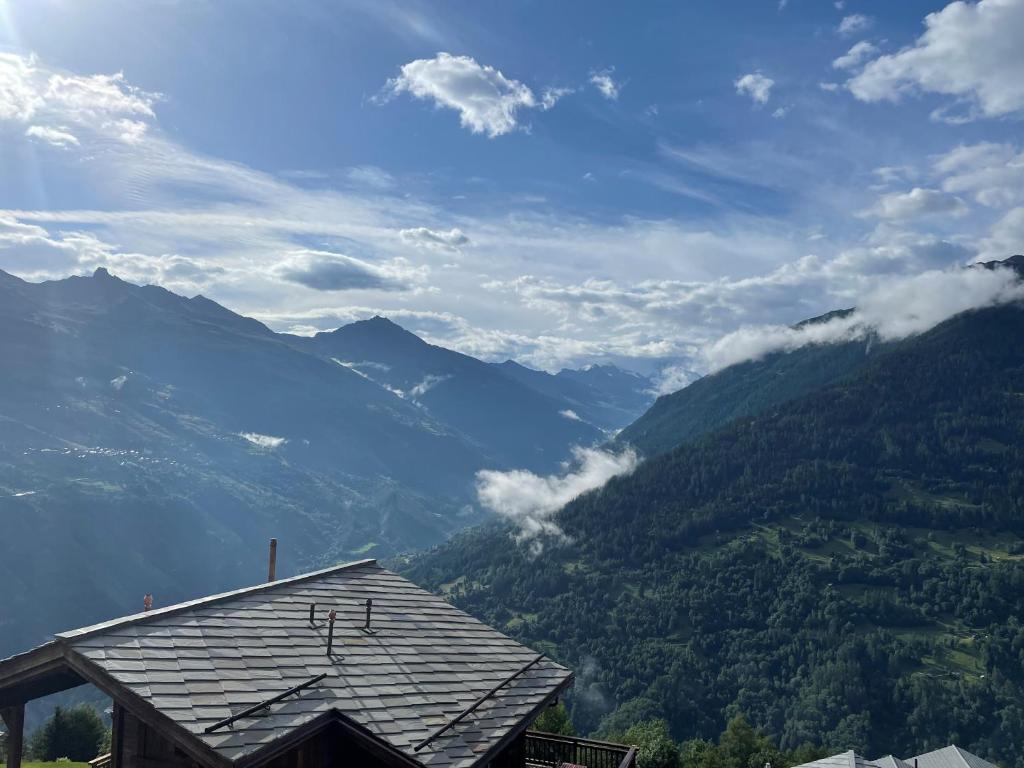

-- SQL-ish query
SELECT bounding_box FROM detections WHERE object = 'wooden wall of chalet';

[112,705,202,768]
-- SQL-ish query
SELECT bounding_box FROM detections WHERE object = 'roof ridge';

[55,558,377,643]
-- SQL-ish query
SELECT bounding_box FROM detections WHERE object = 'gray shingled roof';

[875,755,912,768]
[908,747,1000,768]
[793,750,884,768]
[53,560,572,768]
[796,747,1001,768]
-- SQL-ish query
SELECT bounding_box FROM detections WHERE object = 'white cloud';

[559,409,582,421]
[848,0,1024,121]
[589,69,620,100]
[239,432,288,449]
[819,82,841,92]
[704,264,1024,371]
[0,53,43,121]
[25,124,79,148]
[772,106,789,119]
[978,207,1024,261]
[934,142,1024,208]
[475,446,638,553]
[276,249,427,292]
[347,165,395,189]
[382,52,540,137]
[868,187,969,220]
[407,374,450,399]
[734,72,774,105]
[399,226,470,250]
[837,13,873,36]
[541,86,573,110]
[653,364,700,396]
[833,40,878,70]
[0,52,157,143]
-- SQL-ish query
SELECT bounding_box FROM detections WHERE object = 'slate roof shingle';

[46,559,571,767]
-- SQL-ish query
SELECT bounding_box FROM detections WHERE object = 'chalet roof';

[0,559,572,768]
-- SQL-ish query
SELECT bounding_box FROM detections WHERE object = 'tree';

[624,719,682,768]
[29,704,107,762]
[532,701,576,736]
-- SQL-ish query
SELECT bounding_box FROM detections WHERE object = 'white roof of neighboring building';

[908,746,1000,768]
[794,746,999,768]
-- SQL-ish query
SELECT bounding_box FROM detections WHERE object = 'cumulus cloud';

[476,446,639,553]
[848,0,1024,121]
[0,52,157,143]
[833,40,878,70]
[837,14,873,36]
[277,249,426,292]
[589,69,621,100]
[239,432,287,449]
[399,226,470,251]
[381,52,540,137]
[734,72,774,104]
[559,409,582,421]
[704,264,1024,371]
[868,187,969,220]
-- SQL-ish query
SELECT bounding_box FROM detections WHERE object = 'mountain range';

[404,256,1024,768]
[0,267,653,660]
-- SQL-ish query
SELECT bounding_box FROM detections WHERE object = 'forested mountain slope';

[298,317,604,472]
[494,360,655,433]
[404,296,1024,768]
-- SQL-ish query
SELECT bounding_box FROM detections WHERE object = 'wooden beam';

[1,702,25,768]
[62,649,231,768]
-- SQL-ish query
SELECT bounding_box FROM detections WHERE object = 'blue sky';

[1,0,1022,386]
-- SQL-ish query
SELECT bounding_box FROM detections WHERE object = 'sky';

[1,0,1023,389]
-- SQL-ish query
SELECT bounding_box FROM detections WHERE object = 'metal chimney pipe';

[326,610,337,656]
[268,538,278,582]
[143,594,153,612]
[308,603,316,624]
[364,598,373,631]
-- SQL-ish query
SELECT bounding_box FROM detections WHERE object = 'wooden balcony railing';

[525,731,638,768]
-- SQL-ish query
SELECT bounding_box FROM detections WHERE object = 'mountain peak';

[973,254,1024,277]
[93,267,113,279]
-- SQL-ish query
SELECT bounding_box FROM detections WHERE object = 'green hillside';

[403,299,1024,768]
[615,330,871,457]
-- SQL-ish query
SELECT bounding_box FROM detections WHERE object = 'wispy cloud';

[589,68,621,100]
[239,432,288,449]
[400,226,470,251]
[704,264,1024,371]
[476,446,639,554]
[837,13,873,37]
